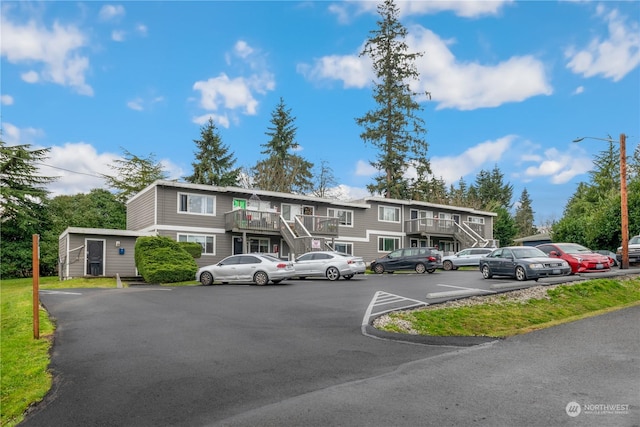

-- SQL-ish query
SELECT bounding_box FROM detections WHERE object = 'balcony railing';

[225,210,281,232]
[225,210,339,237]
[405,218,486,238]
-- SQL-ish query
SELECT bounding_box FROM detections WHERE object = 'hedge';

[135,236,199,283]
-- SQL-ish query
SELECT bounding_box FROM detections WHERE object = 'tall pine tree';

[356,0,429,200]
[514,188,537,238]
[185,118,240,186]
[254,98,313,194]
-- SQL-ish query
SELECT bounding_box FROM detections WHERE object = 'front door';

[86,239,104,276]
[233,237,244,255]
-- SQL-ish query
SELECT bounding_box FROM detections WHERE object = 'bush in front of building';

[178,242,203,259]
[135,236,198,283]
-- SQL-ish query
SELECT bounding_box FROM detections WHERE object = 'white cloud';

[192,41,275,127]
[522,147,593,184]
[300,26,552,110]
[136,24,148,36]
[565,7,640,82]
[126,95,164,111]
[572,86,585,95]
[329,0,513,23]
[0,15,93,95]
[35,142,183,197]
[127,98,144,111]
[1,94,14,105]
[99,5,125,21]
[354,159,377,176]
[111,30,126,42]
[430,136,513,185]
[1,122,45,145]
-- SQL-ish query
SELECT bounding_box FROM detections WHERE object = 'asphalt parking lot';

[21,269,640,426]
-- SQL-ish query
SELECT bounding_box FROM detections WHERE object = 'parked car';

[293,251,365,281]
[616,235,640,266]
[441,247,494,271]
[536,243,611,274]
[370,247,441,274]
[196,253,295,286]
[479,246,571,281]
[595,250,618,267]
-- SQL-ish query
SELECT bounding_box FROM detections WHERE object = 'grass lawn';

[2,275,639,426]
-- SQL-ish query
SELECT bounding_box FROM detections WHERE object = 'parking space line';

[40,290,83,295]
[362,291,428,332]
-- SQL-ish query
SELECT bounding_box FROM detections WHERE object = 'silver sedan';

[196,254,295,286]
[293,251,365,281]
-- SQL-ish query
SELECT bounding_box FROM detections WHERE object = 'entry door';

[86,239,104,276]
[233,237,244,255]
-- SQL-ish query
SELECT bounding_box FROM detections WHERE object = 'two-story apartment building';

[59,180,497,279]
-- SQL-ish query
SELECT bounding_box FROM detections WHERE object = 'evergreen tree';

[356,0,429,199]
[185,118,240,186]
[0,140,56,277]
[514,188,537,238]
[103,148,168,203]
[254,98,314,194]
[492,205,518,247]
[471,165,513,209]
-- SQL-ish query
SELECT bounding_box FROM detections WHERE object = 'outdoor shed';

[58,227,155,279]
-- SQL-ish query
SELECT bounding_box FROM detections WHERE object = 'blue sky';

[1,1,639,226]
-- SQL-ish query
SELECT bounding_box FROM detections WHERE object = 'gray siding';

[127,186,156,231]
[59,233,140,279]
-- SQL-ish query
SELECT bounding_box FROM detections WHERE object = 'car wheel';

[426,268,436,274]
[481,264,492,279]
[254,271,269,286]
[515,266,527,281]
[343,274,353,280]
[200,271,214,286]
[326,266,340,281]
[443,260,453,271]
[415,263,426,274]
[373,264,385,274]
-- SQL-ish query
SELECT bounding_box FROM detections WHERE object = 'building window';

[249,238,270,253]
[378,205,400,223]
[178,193,215,215]
[333,242,353,255]
[177,234,215,255]
[468,216,485,224]
[378,237,400,252]
[233,199,247,210]
[327,208,353,227]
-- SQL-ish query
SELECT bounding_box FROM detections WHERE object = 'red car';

[536,243,611,274]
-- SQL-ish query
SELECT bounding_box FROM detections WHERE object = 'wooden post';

[620,133,629,269]
[33,234,40,339]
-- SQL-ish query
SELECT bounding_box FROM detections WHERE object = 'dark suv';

[370,247,441,274]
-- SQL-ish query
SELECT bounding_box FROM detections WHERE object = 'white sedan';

[293,251,366,281]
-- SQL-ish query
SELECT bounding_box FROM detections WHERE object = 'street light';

[573,134,628,269]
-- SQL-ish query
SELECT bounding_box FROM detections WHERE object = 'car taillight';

[347,260,355,264]
[427,256,436,262]
[276,263,288,269]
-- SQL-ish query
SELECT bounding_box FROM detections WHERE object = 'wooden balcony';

[225,210,281,233]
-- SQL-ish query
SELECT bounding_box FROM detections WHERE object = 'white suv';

[441,247,494,271]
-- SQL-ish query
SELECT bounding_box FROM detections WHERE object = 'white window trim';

[333,242,354,255]
[467,216,485,224]
[177,233,216,256]
[378,205,401,223]
[327,208,354,227]
[377,236,401,252]
[177,192,216,216]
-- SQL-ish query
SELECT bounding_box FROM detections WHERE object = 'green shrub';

[135,236,198,283]
[178,242,203,259]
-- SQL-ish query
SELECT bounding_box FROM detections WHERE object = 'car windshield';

[512,247,547,259]
[556,243,591,254]
[629,236,640,245]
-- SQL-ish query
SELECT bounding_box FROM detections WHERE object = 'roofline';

[128,180,371,209]
[355,196,498,217]
[59,227,156,239]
